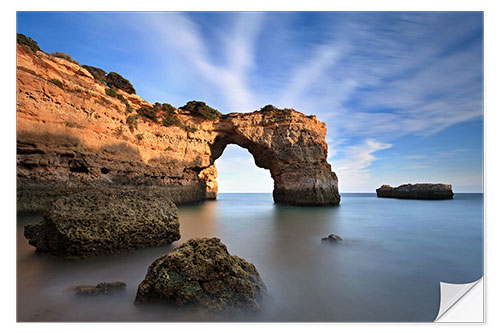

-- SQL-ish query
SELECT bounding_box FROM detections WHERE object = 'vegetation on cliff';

[106,71,136,94]
[82,65,107,83]
[81,65,136,94]
[259,104,294,114]
[180,101,221,120]
[51,51,79,65]
[48,78,63,89]
[16,33,41,53]
[137,106,159,123]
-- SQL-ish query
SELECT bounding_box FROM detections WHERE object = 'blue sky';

[17,12,483,193]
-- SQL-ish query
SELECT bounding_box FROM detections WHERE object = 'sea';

[16,193,484,322]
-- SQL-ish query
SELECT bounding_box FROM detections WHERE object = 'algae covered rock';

[24,188,180,257]
[135,238,266,311]
[75,281,126,296]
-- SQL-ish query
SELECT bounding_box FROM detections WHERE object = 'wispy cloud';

[279,44,345,107]
[136,12,482,191]
[148,12,264,111]
[332,139,393,191]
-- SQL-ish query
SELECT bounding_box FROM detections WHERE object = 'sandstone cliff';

[16,43,340,212]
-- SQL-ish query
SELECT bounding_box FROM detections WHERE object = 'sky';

[17,12,484,193]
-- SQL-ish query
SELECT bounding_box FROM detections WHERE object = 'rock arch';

[201,107,341,206]
[16,46,340,209]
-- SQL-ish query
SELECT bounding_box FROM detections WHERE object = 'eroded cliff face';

[16,45,340,213]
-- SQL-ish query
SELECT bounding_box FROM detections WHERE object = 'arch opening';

[214,144,274,194]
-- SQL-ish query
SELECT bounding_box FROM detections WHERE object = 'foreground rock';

[321,234,343,242]
[24,188,180,257]
[135,238,266,312]
[75,281,126,296]
[17,42,339,209]
[376,183,453,200]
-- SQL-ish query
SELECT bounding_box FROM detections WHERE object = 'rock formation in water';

[321,233,343,242]
[24,188,180,257]
[135,237,266,311]
[16,39,340,213]
[75,281,126,296]
[376,183,454,200]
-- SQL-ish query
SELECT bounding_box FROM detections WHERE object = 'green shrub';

[51,51,79,65]
[185,125,198,133]
[179,101,221,120]
[106,72,136,94]
[82,65,107,83]
[126,104,133,114]
[100,97,111,105]
[162,103,176,113]
[161,114,181,127]
[153,102,162,111]
[117,94,127,103]
[16,33,41,53]
[126,115,140,132]
[259,104,277,112]
[48,78,63,89]
[105,87,117,98]
[136,107,158,123]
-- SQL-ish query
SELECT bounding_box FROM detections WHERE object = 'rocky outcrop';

[321,234,343,242]
[135,238,266,311]
[16,43,340,211]
[75,281,126,296]
[376,183,454,200]
[24,188,180,257]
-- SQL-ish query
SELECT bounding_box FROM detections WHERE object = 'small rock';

[321,234,343,242]
[75,281,126,296]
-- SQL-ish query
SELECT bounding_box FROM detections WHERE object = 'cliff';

[16,43,340,213]
[376,184,453,200]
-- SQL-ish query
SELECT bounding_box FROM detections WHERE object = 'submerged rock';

[135,237,266,312]
[321,234,343,242]
[376,183,453,200]
[75,281,126,296]
[24,188,180,257]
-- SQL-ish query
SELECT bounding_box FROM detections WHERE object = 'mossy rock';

[24,188,180,257]
[75,281,126,296]
[135,238,266,311]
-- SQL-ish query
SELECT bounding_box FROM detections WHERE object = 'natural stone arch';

[201,107,340,206]
[16,47,340,212]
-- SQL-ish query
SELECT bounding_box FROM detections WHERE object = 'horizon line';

[218,192,484,194]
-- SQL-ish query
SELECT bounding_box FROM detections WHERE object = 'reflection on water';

[17,193,483,322]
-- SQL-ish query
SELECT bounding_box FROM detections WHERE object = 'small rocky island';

[135,238,266,311]
[376,183,453,200]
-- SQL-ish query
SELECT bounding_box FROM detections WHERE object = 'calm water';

[17,193,483,322]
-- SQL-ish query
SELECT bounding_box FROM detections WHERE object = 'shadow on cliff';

[99,142,142,161]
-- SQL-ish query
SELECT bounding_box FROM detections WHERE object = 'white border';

[3,0,498,331]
